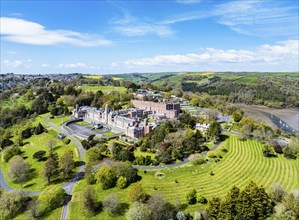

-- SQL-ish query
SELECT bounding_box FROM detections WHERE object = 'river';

[237,104,299,134]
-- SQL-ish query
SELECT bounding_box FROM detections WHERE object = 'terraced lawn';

[69,135,299,219]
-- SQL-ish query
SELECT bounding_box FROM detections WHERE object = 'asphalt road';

[45,117,85,220]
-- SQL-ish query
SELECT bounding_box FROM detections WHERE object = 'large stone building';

[72,100,180,139]
[72,104,154,139]
[131,100,180,118]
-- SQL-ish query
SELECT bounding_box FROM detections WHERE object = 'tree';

[27,198,40,220]
[96,166,117,190]
[82,186,97,215]
[60,150,74,179]
[126,202,150,220]
[21,127,33,139]
[84,164,95,184]
[8,155,30,187]
[86,147,103,165]
[44,156,58,183]
[237,181,273,219]
[262,144,275,157]
[34,123,45,135]
[207,121,221,140]
[0,191,27,219]
[147,193,172,220]
[3,146,22,162]
[33,150,46,161]
[232,110,243,122]
[102,193,121,216]
[269,182,286,203]
[127,184,148,203]
[283,139,299,159]
[206,197,221,219]
[38,186,66,214]
[46,140,57,156]
[186,189,197,205]
[282,192,299,218]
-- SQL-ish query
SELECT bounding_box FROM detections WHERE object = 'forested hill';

[114,72,299,108]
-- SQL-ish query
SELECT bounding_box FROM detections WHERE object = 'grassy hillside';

[69,135,299,218]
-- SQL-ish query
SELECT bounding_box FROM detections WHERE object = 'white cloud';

[0,17,112,46]
[112,13,174,37]
[176,0,202,4]
[3,59,32,68]
[56,62,100,69]
[114,40,298,69]
[214,1,299,37]
[42,64,50,68]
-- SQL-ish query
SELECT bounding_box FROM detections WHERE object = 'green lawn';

[102,131,115,137]
[69,135,299,218]
[0,114,80,192]
[49,115,71,127]
[80,85,127,94]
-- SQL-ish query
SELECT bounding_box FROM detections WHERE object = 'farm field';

[80,85,127,94]
[68,135,299,218]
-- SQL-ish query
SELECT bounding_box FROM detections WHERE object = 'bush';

[186,189,197,205]
[198,195,208,204]
[21,127,34,139]
[127,184,148,203]
[0,138,14,149]
[33,150,47,161]
[63,138,71,145]
[3,146,22,162]
[207,152,216,158]
[193,158,206,165]
[116,176,127,189]
[34,123,45,135]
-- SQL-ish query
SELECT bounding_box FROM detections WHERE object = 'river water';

[260,111,299,134]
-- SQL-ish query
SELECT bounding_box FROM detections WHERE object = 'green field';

[80,85,127,94]
[68,135,299,218]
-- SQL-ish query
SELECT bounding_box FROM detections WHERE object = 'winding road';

[0,117,223,220]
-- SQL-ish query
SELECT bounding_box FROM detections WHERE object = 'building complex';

[72,100,180,139]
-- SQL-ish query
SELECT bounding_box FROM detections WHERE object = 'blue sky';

[0,0,298,74]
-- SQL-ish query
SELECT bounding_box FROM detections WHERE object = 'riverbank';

[237,104,299,132]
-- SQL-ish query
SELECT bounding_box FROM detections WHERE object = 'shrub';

[198,195,208,204]
[193,158,206,165]
[127,184,148,203]
[63,138,71,145]
[33,150,47,161]
[273,145,283,154]
[186,189,197,205]
[116,176,127,189]
[207,152,216,158]
[34,123,45,135]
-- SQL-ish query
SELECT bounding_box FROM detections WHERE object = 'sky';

[0,0,298,74]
